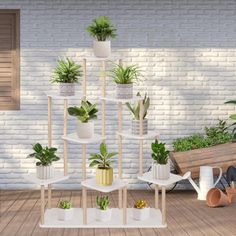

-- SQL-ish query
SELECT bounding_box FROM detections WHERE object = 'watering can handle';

[213,167,222,187]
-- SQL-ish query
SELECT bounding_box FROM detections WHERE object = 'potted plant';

[68,100,98,139]
[95,196,112,222]
[110,64,141,99]
[51,57,82,96]
[89,142,117,186]
[58,200,73,221]
[126,92,150,135]
[132,199,150,221]
[151,139,170,180]
[225,100,236,141]
[86,16,117,58]
[27,143,60,179]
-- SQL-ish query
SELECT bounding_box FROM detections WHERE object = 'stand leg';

[123,187,127,225]
[155,185,159,209]
[48,96,52,147]
[118,102,122,208]
[139,100,144,175]
[82,58,87,99]
[48,184,51,209]
[82,187,87,224]
[40,185,45,225]
[161,186,166,225]
[82,144,86,180]
[63,99,68,176]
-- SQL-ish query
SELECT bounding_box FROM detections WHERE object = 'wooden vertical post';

[40,185,45,225]
[82,187,87,224]
[155,185,159,209]
[123,187,127,225]
[139,99,144,176]
[63,99,68,176]
[48,96,52,147]
[48,184,51,209]
[101,60,106,140]
[82,58,87,99]
[162,186,166,225]
[82,144,86,180]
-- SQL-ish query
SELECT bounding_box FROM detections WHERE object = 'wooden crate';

[170,142,236,179]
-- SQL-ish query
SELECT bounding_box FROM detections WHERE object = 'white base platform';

[40,208,166,228]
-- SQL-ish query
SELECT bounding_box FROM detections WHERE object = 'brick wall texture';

[0,0,236,189]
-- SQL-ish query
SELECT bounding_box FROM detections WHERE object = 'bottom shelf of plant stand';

[40,207,166,228]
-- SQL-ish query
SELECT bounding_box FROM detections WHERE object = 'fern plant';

[96,196,110,210]
[51,57,82,83]
[86,16,117,41]
[151,140,169,165]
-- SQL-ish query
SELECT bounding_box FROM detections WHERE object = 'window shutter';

[0,10,20,110]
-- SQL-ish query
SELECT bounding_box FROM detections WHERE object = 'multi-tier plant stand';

[25,57,185,228]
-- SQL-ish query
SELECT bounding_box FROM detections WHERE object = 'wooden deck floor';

[0,190,235,236]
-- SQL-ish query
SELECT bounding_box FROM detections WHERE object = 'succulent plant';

[96,196,110,210]
[134,199,148,209]
[58,200,72,209]
[151,139,169,165]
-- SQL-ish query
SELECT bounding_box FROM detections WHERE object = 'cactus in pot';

[95,196,112,222]
[58,200,73,221]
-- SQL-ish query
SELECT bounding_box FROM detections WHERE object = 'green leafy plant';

[89,142,117,169]
[110,64,141,84]
[51,57,82,83]
[86,16,117,41]
[126,92,150,120]
[225,100,236,140]
[58,200,72,209]
[96,196,110,210]
[134,199,148,209]
[27,143,60,166]
[151,139,169,165]
[68,100,98,123]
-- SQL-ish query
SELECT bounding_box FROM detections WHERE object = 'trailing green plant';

[51,57,82,83]
[134,199,148,209]
[126,92,150,120]
[225,100,236,140]
[151,139,169,165]
[58,200,72,209]
[110,64,141,84]
[27,143,60,166]
[96,195,110,210]
[86,16,117,41]
[173,119,232,152]
[89,142,117,169]
[68,100,98,123]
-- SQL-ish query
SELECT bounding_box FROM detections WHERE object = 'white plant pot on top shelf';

[58,208,74,221]
[36,165,52,179]
[132,207,150,221]
[95,208,112,222]
[93,40,111,58]
[152,161,170,180]
[116,83,133,99]
[59,83,75,96]
[131,119,148,135]
[76,120,94,139]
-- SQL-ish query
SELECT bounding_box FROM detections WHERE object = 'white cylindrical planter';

[93,41,111,58]
[95,208,112,222]
[59,83,75,96]
[152,161,170,180]
[58,208,74,221]
[36,165,52,179]
[131,119,148,135]
[116,83,133,99]
[132,207,150,221]
[76,120,94,139]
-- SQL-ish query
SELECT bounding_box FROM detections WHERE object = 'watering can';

[183,166,222,200]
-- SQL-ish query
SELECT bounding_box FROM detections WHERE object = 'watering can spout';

[183,171,200,194]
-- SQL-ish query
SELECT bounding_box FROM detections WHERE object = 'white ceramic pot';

[116,83,133,99]
[59,83,75,96]
[152,161,170,180]
[36,165,52,179]
[76,120,94,139]
[58,208,74,221]
[132,207,150,221]
[95,208,112,222]
[93,41,111,58]
[131,119,148,135]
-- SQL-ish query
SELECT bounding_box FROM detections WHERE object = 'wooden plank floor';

[0,190,235,236]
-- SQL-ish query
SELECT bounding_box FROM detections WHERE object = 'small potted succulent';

[126,92,150,135]
[86,16,117,58]
[51,57,82,96]
[133,199,150,221]
[58,200,73,221]
[151,139,170,180]
[89,142,117,186]
[68,100,98,139]
[27,143,60,179]
[110,64,141,99]
[95,195,112,222]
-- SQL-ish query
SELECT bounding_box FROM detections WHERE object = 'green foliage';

[27,143,60,166]
[110,64,141,84]
[225,100,236,140]
[151,139,169,165]
[58,200,72,209]
[89,142,117,169]
[68,100,98,123]
[51,57,82,83]
[86,16,117,41]
[96,196,110,210]
[173,119,233,152]
[126,92,150,120]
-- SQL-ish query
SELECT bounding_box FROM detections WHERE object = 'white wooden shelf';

[45,92,83,100]
[40,208,166,228]
[80,55,122,62]
[100,95,142,103]
[81,178,127,193]
[24,171,69,186]
[62,133,103,144]
[117,130,159,140]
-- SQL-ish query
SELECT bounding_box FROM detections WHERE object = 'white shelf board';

[40,208,166,228]
[81,55,122,62]
[100,95,142,103]
[138,171,183,187]
[81,178,127,193]
[62,133,103,144]
[117,130,159,140]
[24,171,69,186]
[45,92,83,100]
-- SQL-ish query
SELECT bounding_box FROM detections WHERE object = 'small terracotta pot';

[206,188,229,207]
[226,187,236,203]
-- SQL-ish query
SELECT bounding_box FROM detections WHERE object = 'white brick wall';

[0,0,236,189]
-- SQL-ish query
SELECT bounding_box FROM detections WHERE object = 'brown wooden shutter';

[0,10,20,110]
